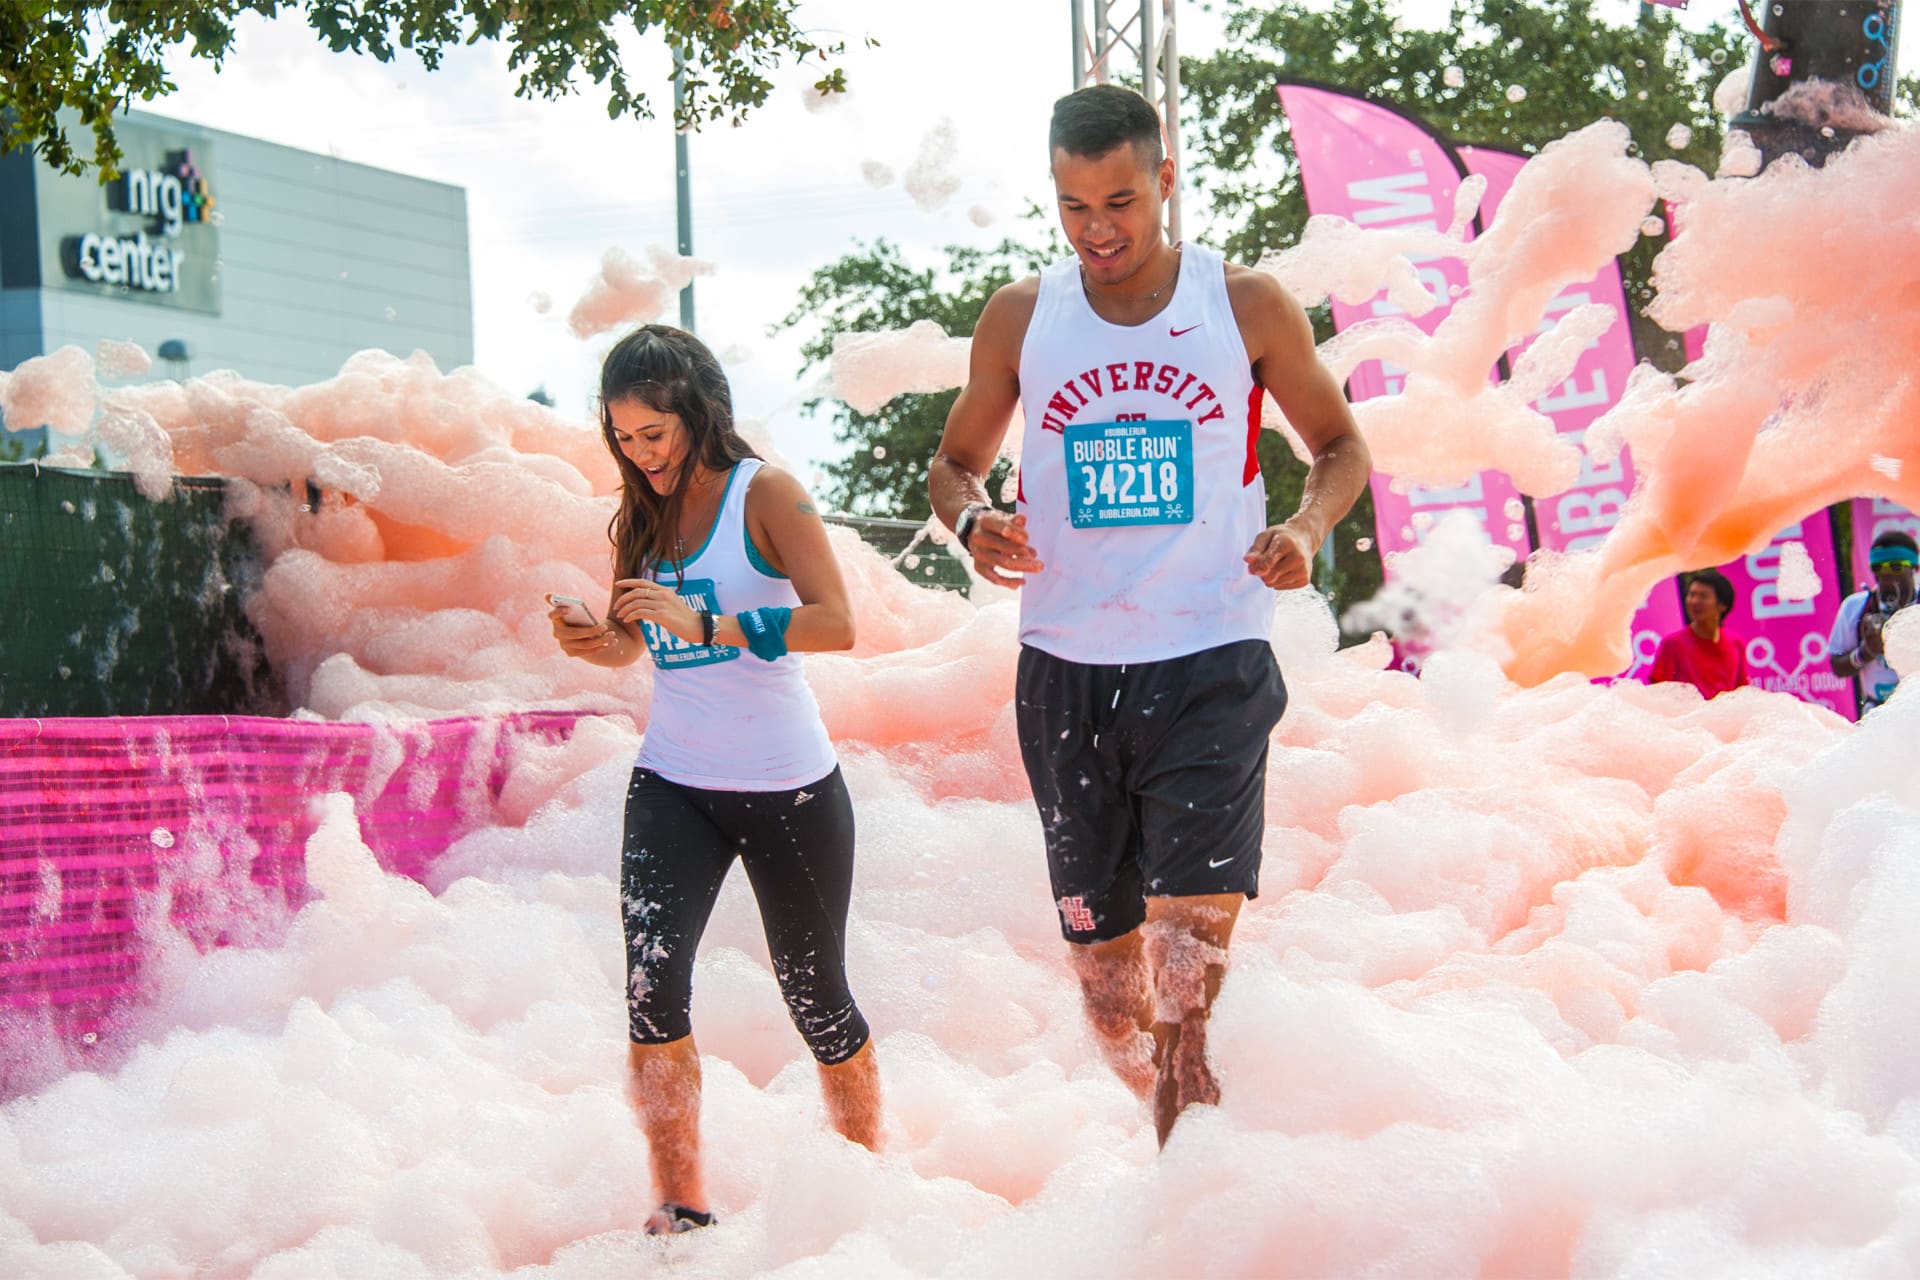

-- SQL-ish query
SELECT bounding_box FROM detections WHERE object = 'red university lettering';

[1034,359,1223,433]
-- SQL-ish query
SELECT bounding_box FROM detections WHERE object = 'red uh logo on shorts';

[1057,895,1096,933]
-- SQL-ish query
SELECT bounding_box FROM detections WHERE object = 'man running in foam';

[930,85,1370,1145]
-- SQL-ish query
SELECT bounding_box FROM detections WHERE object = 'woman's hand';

[549,605,617,657]
[613,578,702,644]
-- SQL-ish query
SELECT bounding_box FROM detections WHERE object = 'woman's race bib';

[644,577,740,670]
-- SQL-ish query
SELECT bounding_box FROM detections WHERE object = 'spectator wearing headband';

[1828,529,1919,714]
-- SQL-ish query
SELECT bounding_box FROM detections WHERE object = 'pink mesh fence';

[0,711,586,1092]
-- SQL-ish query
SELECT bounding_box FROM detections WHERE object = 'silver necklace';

[1082,246,1182,307]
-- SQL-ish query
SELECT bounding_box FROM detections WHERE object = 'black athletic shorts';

[1015,638,1288,944]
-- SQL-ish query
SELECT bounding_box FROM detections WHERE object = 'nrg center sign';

[53,125,219,314]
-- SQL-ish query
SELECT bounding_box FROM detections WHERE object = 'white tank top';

[1016,242,1272,664]
[633,458,836,790]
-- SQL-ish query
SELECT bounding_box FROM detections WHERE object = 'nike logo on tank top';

[634,458,836,790]
[1015,242,1272,664]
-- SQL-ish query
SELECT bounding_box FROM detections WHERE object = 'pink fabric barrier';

[0,712,585,1082]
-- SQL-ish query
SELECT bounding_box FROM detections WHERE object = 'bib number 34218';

[1065,418,1195,529]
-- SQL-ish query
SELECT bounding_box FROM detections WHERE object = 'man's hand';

[968,511,1045,588]
[1862,610,1888,659]
[1244,521,1316,590]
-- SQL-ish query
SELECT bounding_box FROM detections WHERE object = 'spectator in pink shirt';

[1649,569,1750,698]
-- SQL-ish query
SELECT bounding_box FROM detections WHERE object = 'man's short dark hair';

[1049,85,1164,166]
[1689,568,1737,615]
[1872,529,1919,555]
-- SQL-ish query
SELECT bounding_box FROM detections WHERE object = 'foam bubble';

[1775,541,1821,603]
[904,119,962,211]
[565,247,714,340]
[95,340,153,379]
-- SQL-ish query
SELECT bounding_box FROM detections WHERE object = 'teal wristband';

[739,606,792,661]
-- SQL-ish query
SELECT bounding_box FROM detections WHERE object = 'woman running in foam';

[550,324,880,1236]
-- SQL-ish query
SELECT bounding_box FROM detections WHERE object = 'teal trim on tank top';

[655,463,744,576]
[745,525,787,579]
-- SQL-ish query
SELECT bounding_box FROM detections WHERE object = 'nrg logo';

[112,149,216,235]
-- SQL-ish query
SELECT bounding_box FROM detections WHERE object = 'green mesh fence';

[826,514,972,595]
[0,465,281,717]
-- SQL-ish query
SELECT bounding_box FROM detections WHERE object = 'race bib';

[1064,419,1195,529]
[643,577,740,670]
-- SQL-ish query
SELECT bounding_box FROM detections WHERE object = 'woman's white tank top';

[633,458,836,790]
[1015,241,1273,664]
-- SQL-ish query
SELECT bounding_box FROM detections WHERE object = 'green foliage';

[1183,0,1741,356]
[0,433,42,463]
[775,230,1061,520]
[0,0,860,177]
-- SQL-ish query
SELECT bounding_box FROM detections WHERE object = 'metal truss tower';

[1069,0,1186,242]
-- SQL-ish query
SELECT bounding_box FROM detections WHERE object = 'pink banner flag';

[1277,82,1532,580]
[1715,521,1856,718]
[1458,144,1682,678]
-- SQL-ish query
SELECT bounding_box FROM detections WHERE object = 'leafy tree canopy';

[776,230,1059,520]
[1,0,861,177]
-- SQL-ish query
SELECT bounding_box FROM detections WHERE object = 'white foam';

[6,107,1920,1280]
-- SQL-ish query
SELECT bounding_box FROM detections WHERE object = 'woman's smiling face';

[608,399,691,492]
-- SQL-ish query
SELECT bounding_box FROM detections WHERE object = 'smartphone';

[546,593,600,628]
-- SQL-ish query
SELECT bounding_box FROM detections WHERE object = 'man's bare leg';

[818,1039,884,1151]
[628,1038,708,1225]
[1067,930,1157,1101]
[1141,892,1243,1146]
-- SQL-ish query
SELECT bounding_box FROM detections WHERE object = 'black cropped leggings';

[620,765,870,1065]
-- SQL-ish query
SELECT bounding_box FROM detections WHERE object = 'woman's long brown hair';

[599,325,758,584]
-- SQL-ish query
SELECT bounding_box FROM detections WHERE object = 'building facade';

[0,110,472,395]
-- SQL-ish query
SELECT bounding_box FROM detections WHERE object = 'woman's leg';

[818,1039,883,1151]
[628,1038,706,1216]
[727,767,882,1148]
[620,769,735,1221]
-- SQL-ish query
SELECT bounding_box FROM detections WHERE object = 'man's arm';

[1828,595,1868,677]
[929,278,1045,587]
[1227,266,1372,590]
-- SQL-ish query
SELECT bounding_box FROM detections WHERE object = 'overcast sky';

[147,0,1906,486]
